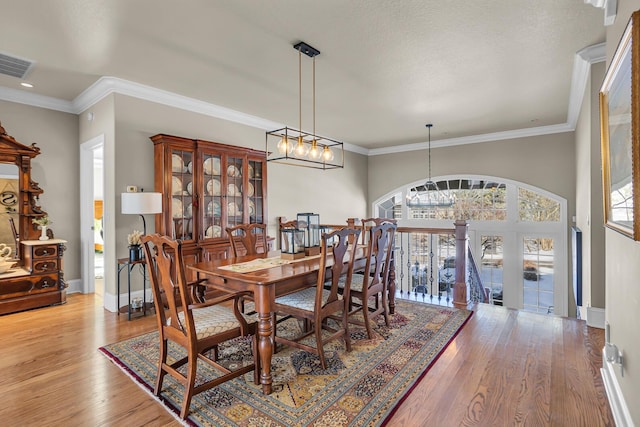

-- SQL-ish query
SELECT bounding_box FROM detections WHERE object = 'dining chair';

[226,223,267,257]
[272,227,361,369]
[358,217,397,245]
[142,233,260,420]
[340,222,396,339]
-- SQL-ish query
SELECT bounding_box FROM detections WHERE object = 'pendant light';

[266,41,344,169]
[407,124,455,207]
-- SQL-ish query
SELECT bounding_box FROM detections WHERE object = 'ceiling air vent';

[0,52,35,79]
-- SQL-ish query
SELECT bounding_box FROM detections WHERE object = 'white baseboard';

[586,307,605,329]
[65,278,83,294]
[66,280,152,314]
[601,353,634,427]
[578,305,588,321]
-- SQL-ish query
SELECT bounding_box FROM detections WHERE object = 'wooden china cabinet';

[151,134,268,267]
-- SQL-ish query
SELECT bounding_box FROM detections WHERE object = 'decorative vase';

[39,225,49,241]
[129,245,142,262]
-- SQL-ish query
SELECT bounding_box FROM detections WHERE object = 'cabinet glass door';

[226,156,244,230]
[170,148,194,241]
[248,159,264,224]
[201,153,223,240]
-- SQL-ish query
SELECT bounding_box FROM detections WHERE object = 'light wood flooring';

[0,294,613,426]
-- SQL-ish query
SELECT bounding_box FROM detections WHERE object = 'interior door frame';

[80,134,104,294]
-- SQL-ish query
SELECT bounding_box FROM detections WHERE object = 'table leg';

[254,286,274,394]
[117,264,122,316]
[127,264,132,320]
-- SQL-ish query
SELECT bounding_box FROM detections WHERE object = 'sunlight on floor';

[95,251,104,297]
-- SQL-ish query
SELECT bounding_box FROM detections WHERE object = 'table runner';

[218,246,359,274]
[218,256,293,273]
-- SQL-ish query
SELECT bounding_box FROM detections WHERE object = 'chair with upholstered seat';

[226,223,267,257]
[272,227,361,369]
[142,233,260,420]
[341,221,396,339]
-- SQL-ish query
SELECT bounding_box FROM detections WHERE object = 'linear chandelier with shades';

[406,123,456,208]
[265,41,344,169]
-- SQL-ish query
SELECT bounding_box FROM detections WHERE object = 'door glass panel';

[480,235,504,306]
[171,149,193,240]
[522,237,555,314]
[202,153,222,239]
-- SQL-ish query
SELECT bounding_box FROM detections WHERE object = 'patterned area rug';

[99,299,472,426]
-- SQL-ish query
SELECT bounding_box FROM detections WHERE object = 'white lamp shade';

[121,192,162,214]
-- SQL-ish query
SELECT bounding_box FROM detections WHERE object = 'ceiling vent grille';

[0,52,35,79]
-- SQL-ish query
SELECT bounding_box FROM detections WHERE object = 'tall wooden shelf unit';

[152,134,268,265]
[0,123,67,315]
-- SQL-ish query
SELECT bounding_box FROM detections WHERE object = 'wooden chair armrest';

[188,291,252,310]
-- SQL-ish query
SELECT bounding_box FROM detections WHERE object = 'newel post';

[453,220,470,309]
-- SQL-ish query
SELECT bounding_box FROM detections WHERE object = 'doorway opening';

[80,135,105,298]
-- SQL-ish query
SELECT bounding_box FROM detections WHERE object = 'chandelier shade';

[266,41,344,170]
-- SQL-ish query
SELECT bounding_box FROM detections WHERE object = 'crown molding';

[566,42,606,127]
[368,122,574,156]
[0,42,606,157]
[74,76,284,131]
[0,86,74,113]
[584,0,617,26]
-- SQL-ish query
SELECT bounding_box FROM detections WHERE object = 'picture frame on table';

[600,10,640,240]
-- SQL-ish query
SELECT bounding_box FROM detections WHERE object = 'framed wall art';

[600,10,640,240]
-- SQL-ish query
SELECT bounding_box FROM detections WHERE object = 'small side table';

[116,258,154,320]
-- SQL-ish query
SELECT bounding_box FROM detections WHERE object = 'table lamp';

[121,192,163,235]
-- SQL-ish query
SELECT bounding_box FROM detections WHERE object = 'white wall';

[602,1,640,424]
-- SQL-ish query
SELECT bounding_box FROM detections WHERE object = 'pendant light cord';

[313,56,316,137]
[426,123,433,181]
[299,48,302,134]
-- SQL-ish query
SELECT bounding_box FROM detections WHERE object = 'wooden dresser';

[0,240,67,315]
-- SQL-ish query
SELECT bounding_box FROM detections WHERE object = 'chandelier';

[266,41,344,169]
[406,124,455,208]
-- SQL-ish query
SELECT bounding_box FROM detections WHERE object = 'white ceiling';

[0,0,606,151]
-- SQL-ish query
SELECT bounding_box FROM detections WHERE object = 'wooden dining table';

[188,247,391,395]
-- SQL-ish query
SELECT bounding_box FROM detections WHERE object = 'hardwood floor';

[0,294,613,426]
